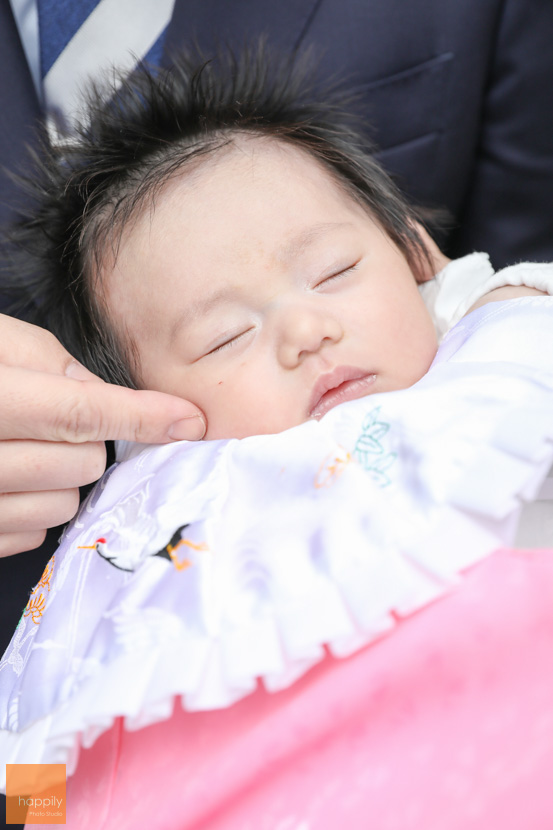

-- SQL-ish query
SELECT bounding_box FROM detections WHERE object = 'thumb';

[0,365,207,443]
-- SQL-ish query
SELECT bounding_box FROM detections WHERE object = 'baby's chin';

[201,365,437,440]
[203,389,378,441]
[203,420,301,441]
[203,409,313,441]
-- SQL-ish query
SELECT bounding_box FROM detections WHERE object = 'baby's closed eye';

[205,326,256,356]
[314,262,359,289]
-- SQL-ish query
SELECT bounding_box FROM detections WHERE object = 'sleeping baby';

[2,45,553,795]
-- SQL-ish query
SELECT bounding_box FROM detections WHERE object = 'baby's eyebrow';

[168,284,238,340]
[279,221,354,263]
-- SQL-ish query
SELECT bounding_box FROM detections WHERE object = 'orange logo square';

[5,764,66,825]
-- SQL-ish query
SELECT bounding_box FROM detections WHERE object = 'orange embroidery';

[314,450,352,488]
[22,557,55,624]
[166,537,209,571]
[78,536,107,551]
[23,593,47,625]
[35,556,55,592]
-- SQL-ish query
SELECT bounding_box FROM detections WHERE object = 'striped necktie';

[37,0,176,138]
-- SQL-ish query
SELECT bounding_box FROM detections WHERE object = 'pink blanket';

[33,548,553,830]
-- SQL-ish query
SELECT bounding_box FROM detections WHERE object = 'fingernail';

[168,414,206,441]
[65,360,97,381]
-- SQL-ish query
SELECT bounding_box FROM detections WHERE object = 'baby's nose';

[276,304,343,369]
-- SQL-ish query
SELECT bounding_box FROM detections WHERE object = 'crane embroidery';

[78,525,209,572]
[155,525,209,571]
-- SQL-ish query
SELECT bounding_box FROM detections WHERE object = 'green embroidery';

[353,407,396,487]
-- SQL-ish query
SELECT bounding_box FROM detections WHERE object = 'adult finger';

[0,530,48,558]
[0,364,206,443]
[0,440,107,493]
[0,313,99,379]
[0,489,81,534]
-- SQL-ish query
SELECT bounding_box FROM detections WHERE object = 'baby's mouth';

[308,367,377,420]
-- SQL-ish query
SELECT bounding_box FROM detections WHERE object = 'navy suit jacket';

[2,0,553,265]
[1,0,553,653]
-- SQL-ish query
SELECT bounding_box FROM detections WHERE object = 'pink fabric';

[30,548,553,829]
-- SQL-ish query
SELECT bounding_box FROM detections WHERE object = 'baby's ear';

[412,223,450,283]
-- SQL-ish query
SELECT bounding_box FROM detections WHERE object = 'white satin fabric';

[2,276,553,789]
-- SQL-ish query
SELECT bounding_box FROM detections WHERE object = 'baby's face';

[103,140,438,439]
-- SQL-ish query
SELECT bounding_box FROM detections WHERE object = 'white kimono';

[2,254,553,787]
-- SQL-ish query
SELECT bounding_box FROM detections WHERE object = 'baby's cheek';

[202,382,259,439]
[404,332,438,386]
[204,359,304,439]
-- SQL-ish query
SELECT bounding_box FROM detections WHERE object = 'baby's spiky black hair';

[1,43,431,387]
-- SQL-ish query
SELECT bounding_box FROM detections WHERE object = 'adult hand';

[0,315,206,557]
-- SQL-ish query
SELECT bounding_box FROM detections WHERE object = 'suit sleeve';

[0,3,42,234]
[448,0,553,267]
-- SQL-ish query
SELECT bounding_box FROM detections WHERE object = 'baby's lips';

[168,414,207,441]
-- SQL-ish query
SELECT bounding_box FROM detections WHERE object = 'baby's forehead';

[153,134,369,237]
[100,133,377,322]
[156,135,319,191]
[96,135,369,287]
